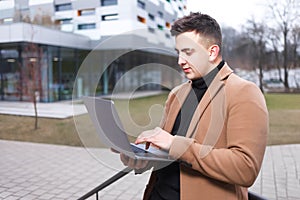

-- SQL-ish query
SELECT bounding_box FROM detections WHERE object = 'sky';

[186,0,266,30]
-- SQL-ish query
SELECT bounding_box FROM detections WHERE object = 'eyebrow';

[175,48,195,54]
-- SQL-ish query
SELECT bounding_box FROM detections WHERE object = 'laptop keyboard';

[130,144,173,161]
[130,145,149,154]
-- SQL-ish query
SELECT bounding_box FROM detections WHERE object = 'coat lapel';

[186,64,233,138]
[163,82,192,132]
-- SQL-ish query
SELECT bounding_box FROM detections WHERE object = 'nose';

[178,55,187,67]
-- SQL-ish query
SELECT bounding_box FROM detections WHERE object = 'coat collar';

[186,63,233,138]
[166,63,233,137]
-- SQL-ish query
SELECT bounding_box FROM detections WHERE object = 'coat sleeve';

[168,81,269,187]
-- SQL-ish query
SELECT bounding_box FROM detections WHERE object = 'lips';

[182,67,191,73]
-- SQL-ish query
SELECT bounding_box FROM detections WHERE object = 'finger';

[150,143,161,149]
[145,142,150,150]
[110,148,120,153]
[127,158,136,168]
[120,154,129,165]
[135,137,148,144]
[135,159,149,169]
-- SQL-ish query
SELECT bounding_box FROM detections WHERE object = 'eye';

[185,50,193,56]
[183,48,194,56]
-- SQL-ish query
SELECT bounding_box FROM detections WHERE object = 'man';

[120,12,268,200]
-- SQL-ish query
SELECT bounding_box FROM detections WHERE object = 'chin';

[184,74,193,80]
[186,74,200,80]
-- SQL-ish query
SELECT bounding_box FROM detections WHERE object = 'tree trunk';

[33,92,38,130]
[283,27,289,90]
[258,56,264,93]
[274,48,282,82]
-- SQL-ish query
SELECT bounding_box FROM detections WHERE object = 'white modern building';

[0,0,187,102]
[0,0,187,40]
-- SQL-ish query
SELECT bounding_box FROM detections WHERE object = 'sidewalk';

[0,91,165,119]
[1,92,300,200]
[0,101,86,119]
[0,140,300,200]
[0,140,151,200]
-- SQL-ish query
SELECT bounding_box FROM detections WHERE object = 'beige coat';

[143,63,269,200]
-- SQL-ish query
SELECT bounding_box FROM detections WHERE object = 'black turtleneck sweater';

[149,61,225,200]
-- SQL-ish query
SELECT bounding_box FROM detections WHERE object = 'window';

[137,0,145,9]
[157,11,163,18]
[78,23,96,30]
[78,8,95,16]
[58,18,73,24]
[102,14,119,21]
[148,13,155,21]
[157,24,163,30]
[137,16,146,24]
[55,3,72,11]
[101,0,117,6]
[148,27,155,33]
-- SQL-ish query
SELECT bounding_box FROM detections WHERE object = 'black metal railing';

[77,167,132,200]
[78,167,268,200]
[249,191,269,200]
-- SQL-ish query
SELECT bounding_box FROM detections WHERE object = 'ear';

[208,45,220,61]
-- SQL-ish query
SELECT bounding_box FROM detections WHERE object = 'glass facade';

[0,42,181,102]
[0,44,20,101]
[73,49,181,99]
[0,42,89,102]
[99,50,180,92]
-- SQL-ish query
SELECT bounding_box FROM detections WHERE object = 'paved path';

[0,140,150,200]
[0,140,300,200]
[0,101,86,119]
[0,91,166,119]
[1,92,300,199]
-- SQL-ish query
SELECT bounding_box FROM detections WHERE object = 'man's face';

[175,31,213,80]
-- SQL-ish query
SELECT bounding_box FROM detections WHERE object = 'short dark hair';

[171,12,222,52]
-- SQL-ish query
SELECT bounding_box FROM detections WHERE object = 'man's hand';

[135,127,174,151]
[120,153,148,169]
[111,148,148,169]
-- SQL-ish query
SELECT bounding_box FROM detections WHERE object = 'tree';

[291,25,300,69]
[15,9,55,129]
[17,23,45,130]
[222,26,258,71]
[243,19,268,93]
[267,0,300,90]
[267,27,283,82]
[21,42,43,130]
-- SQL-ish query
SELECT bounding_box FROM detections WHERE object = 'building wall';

[0,0,186,102]
[0,0,187,40]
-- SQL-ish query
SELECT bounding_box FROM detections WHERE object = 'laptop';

[82,96,174,162]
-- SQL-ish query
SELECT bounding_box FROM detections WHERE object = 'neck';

[211,57,223,67]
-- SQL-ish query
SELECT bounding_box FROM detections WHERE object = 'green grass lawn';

[265,93,300,110]
[0,93,299,147]
[264,93,300,145]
